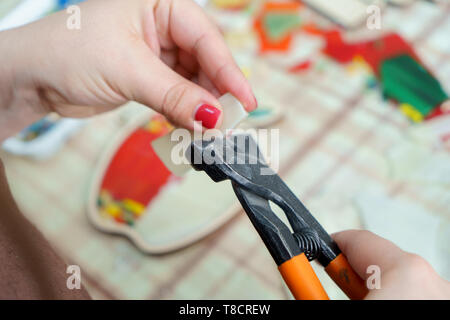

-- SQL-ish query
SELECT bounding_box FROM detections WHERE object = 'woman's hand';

[333,230,450,299]
[0,0,256,139]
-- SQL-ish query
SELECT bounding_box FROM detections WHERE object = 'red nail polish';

[194,104,221,129]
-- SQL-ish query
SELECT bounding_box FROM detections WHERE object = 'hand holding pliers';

[188,133,368,300]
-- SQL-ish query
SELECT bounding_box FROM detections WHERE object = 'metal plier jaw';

[187,134,368,300]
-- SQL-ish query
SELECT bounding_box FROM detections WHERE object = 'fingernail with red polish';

[253,95,258,108]
[194,104,221,129]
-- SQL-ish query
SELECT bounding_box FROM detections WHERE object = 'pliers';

[187,133,368,300]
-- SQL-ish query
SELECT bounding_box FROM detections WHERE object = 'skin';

[0,0,448,299]
[333,230,450,299]
[0,0,257,140]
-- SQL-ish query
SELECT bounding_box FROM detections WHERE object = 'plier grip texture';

[188,133,368,300]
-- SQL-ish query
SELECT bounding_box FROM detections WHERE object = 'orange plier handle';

[279,253,368,300]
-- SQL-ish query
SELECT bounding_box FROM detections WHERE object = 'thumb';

[332,230,408,280]
[129,55,223,131]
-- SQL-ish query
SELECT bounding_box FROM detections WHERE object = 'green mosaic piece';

[380,54,448,116]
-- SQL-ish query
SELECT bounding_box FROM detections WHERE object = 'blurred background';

[0,0,449,299]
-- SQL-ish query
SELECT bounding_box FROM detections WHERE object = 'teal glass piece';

[263,13,301,41]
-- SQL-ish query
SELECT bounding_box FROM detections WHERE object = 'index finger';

[166,0,257,111]
[332,230,407,279]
